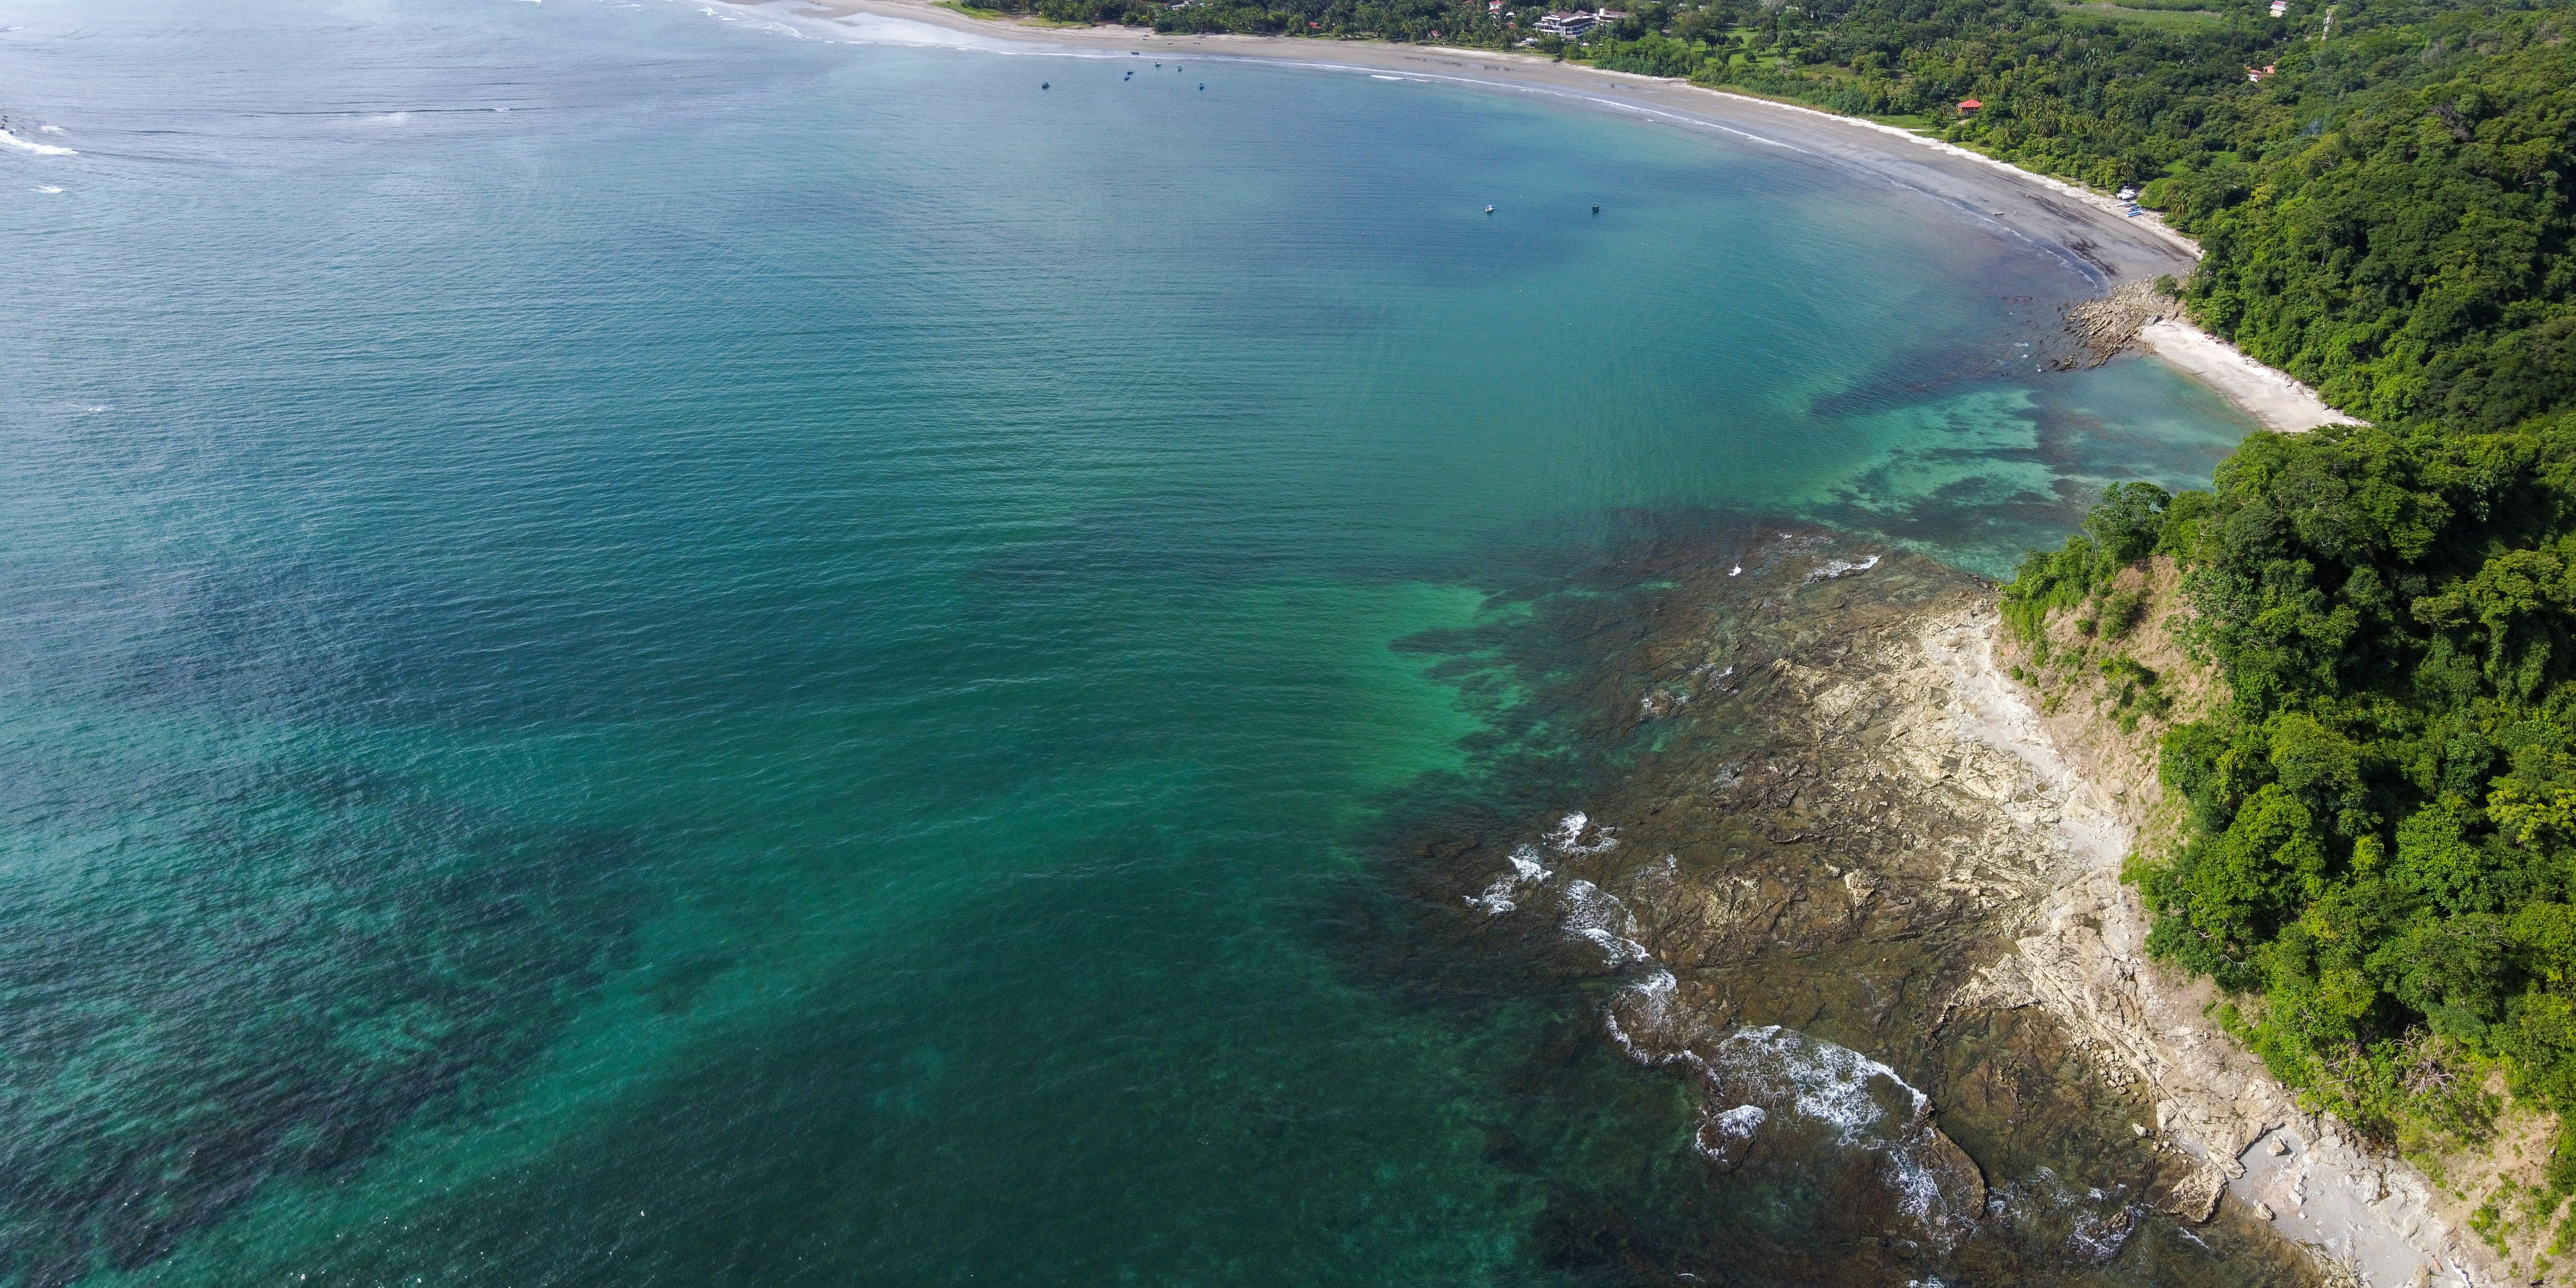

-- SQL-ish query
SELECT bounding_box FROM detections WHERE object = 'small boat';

[1041,82,1050,89]
[1592,205,1600,214]
[1484,205,1495,214]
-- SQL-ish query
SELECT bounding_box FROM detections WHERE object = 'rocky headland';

[1413,531,2529,1286]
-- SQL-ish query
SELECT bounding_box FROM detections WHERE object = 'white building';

[1536,10,1599,36]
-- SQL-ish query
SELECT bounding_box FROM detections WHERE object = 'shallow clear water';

[0,3,2260,1283]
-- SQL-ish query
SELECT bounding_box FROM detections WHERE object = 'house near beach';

[1537,10,1599,36]
[1957,98,1982,113]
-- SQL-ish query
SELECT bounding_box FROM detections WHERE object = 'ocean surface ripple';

[0,1,2260,1283]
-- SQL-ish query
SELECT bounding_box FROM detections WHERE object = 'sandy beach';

[2138,320,2362,433]
[740,0,2355,433]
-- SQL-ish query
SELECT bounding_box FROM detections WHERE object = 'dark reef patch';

[0,762,642,1286]
[1334,509,2319,1287]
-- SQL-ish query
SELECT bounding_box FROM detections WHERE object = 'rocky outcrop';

[1433,542,2294,1282]
[1440,541,2495,1284]
[2062,279,2179,367]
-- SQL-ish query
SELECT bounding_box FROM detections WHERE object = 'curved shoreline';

[730,5,2410,1276]
[741,0,2354,432]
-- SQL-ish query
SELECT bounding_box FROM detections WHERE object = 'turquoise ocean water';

[0,3,2264,1283]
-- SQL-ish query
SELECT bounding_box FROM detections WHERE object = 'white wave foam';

[1545,811,1617,855]
[2067,1205,2135,1263]
[1697,1026,1965,1237]
[1,129,75,156]
[1509,845,1549,881]
[371,112,410,124]
[1464,843,1551,915]
[1560,878,1649,966]
[1711,1026,1928,1143]
[1604,968,1677,1057]
[39,125,65,134]
[1695,1103,1767,1164]
[729,0,1024,50]
[34,185,62,194]
[1805,553,1882,582]
[1991,1168,2139,1265]
[1635,853,1678,890]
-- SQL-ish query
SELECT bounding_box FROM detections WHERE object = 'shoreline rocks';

[1428,536,2492,1284]
[1422,537,2307,1282]
[2062,279,2178,368]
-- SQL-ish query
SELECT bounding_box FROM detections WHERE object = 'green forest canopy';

[1960,0,2576,1183]
[2007,419,2576,1160]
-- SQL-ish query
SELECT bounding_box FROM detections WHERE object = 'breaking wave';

[1559,878,1650,966]
[1545,810,1617,855]
[1465,843,1551,915]
[1805,553,1882,582]
[1692,1026,1975,1244]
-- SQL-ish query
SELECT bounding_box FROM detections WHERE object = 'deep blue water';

[0,2,2264,1283]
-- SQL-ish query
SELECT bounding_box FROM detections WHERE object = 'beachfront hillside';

[2005,415,2576,1218]
[1697,0,2573,430]
[1966,0,2576,1219]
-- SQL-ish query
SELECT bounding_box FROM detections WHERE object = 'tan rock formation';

[1460,543,2501,1284]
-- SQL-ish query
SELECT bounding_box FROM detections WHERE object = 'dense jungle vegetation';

[1950,0,2576,1224]
[2007,419,2576,1162]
